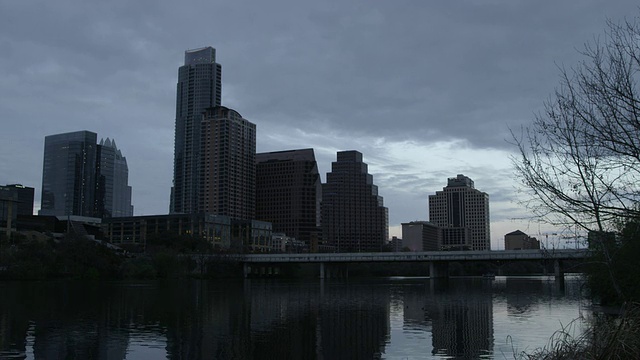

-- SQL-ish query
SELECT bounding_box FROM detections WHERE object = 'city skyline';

[1,1,637,249]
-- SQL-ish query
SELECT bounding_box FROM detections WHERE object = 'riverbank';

[519,302,639,360]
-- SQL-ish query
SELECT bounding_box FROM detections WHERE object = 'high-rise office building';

[428,174,490,251]
[1,186,19,238]
[96,138,133,218]
[39,131,133,219]
[2,184,34,216]
[40,131,98,217]
[199,106,256,219]
[256,149,322,245]
[322,151,388,252]
[171,46,222,214]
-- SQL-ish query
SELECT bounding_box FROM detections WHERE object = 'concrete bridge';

[202,249,590,279]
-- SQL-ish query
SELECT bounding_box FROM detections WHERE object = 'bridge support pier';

[430,261,450,279]
[319,263,348,279]
[242,264,281,278]
[243,263,250,278]
[554,259,564,280]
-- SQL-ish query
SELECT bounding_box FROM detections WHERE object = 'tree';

[511,16,640,302]
[587,218,640,304]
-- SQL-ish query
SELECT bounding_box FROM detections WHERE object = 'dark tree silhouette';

[512,16,640,302]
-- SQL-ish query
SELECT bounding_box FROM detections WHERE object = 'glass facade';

[2,184,34,216]
[39,131,133,219]
[230,219,272,253]
[39,131,97,217]
[171,46,222,214]
[104,213,233,249]
[96,138,133,217]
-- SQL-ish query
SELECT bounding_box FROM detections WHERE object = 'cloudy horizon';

[2,1,637,249]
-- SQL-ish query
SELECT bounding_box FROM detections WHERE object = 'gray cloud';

[1,0,637,239]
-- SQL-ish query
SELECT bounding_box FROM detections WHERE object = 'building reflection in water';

[0,280,392,359]
[428,280,493,358]
[493,276,579,318]
[395,279,494,359]
[179,280,392,359]
[503,278,544,317]
[0,277,581,359]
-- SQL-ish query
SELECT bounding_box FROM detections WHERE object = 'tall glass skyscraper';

[96,138,133,217]
[39,131,133,219]
[39,131,98,217]
[171,47,222,214]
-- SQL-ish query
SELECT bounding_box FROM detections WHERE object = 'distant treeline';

[0,232,242,280]
[0,231,587,281]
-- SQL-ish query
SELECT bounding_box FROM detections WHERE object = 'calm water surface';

[0,276,589,359]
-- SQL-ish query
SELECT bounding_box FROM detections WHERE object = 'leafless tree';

[512,17,640,234]
[512,16,640,301]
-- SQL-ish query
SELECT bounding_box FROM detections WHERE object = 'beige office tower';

[428,174,490,251]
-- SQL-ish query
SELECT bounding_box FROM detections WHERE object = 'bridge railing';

[201,249,590,263]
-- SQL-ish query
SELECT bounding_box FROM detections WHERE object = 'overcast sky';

[1,1,637,249]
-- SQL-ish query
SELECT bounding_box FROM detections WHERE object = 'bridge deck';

[207,249,589,263]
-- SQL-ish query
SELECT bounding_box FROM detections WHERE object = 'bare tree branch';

[512,17,640,234]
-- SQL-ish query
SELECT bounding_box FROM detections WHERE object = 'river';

[0,276,589,359]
